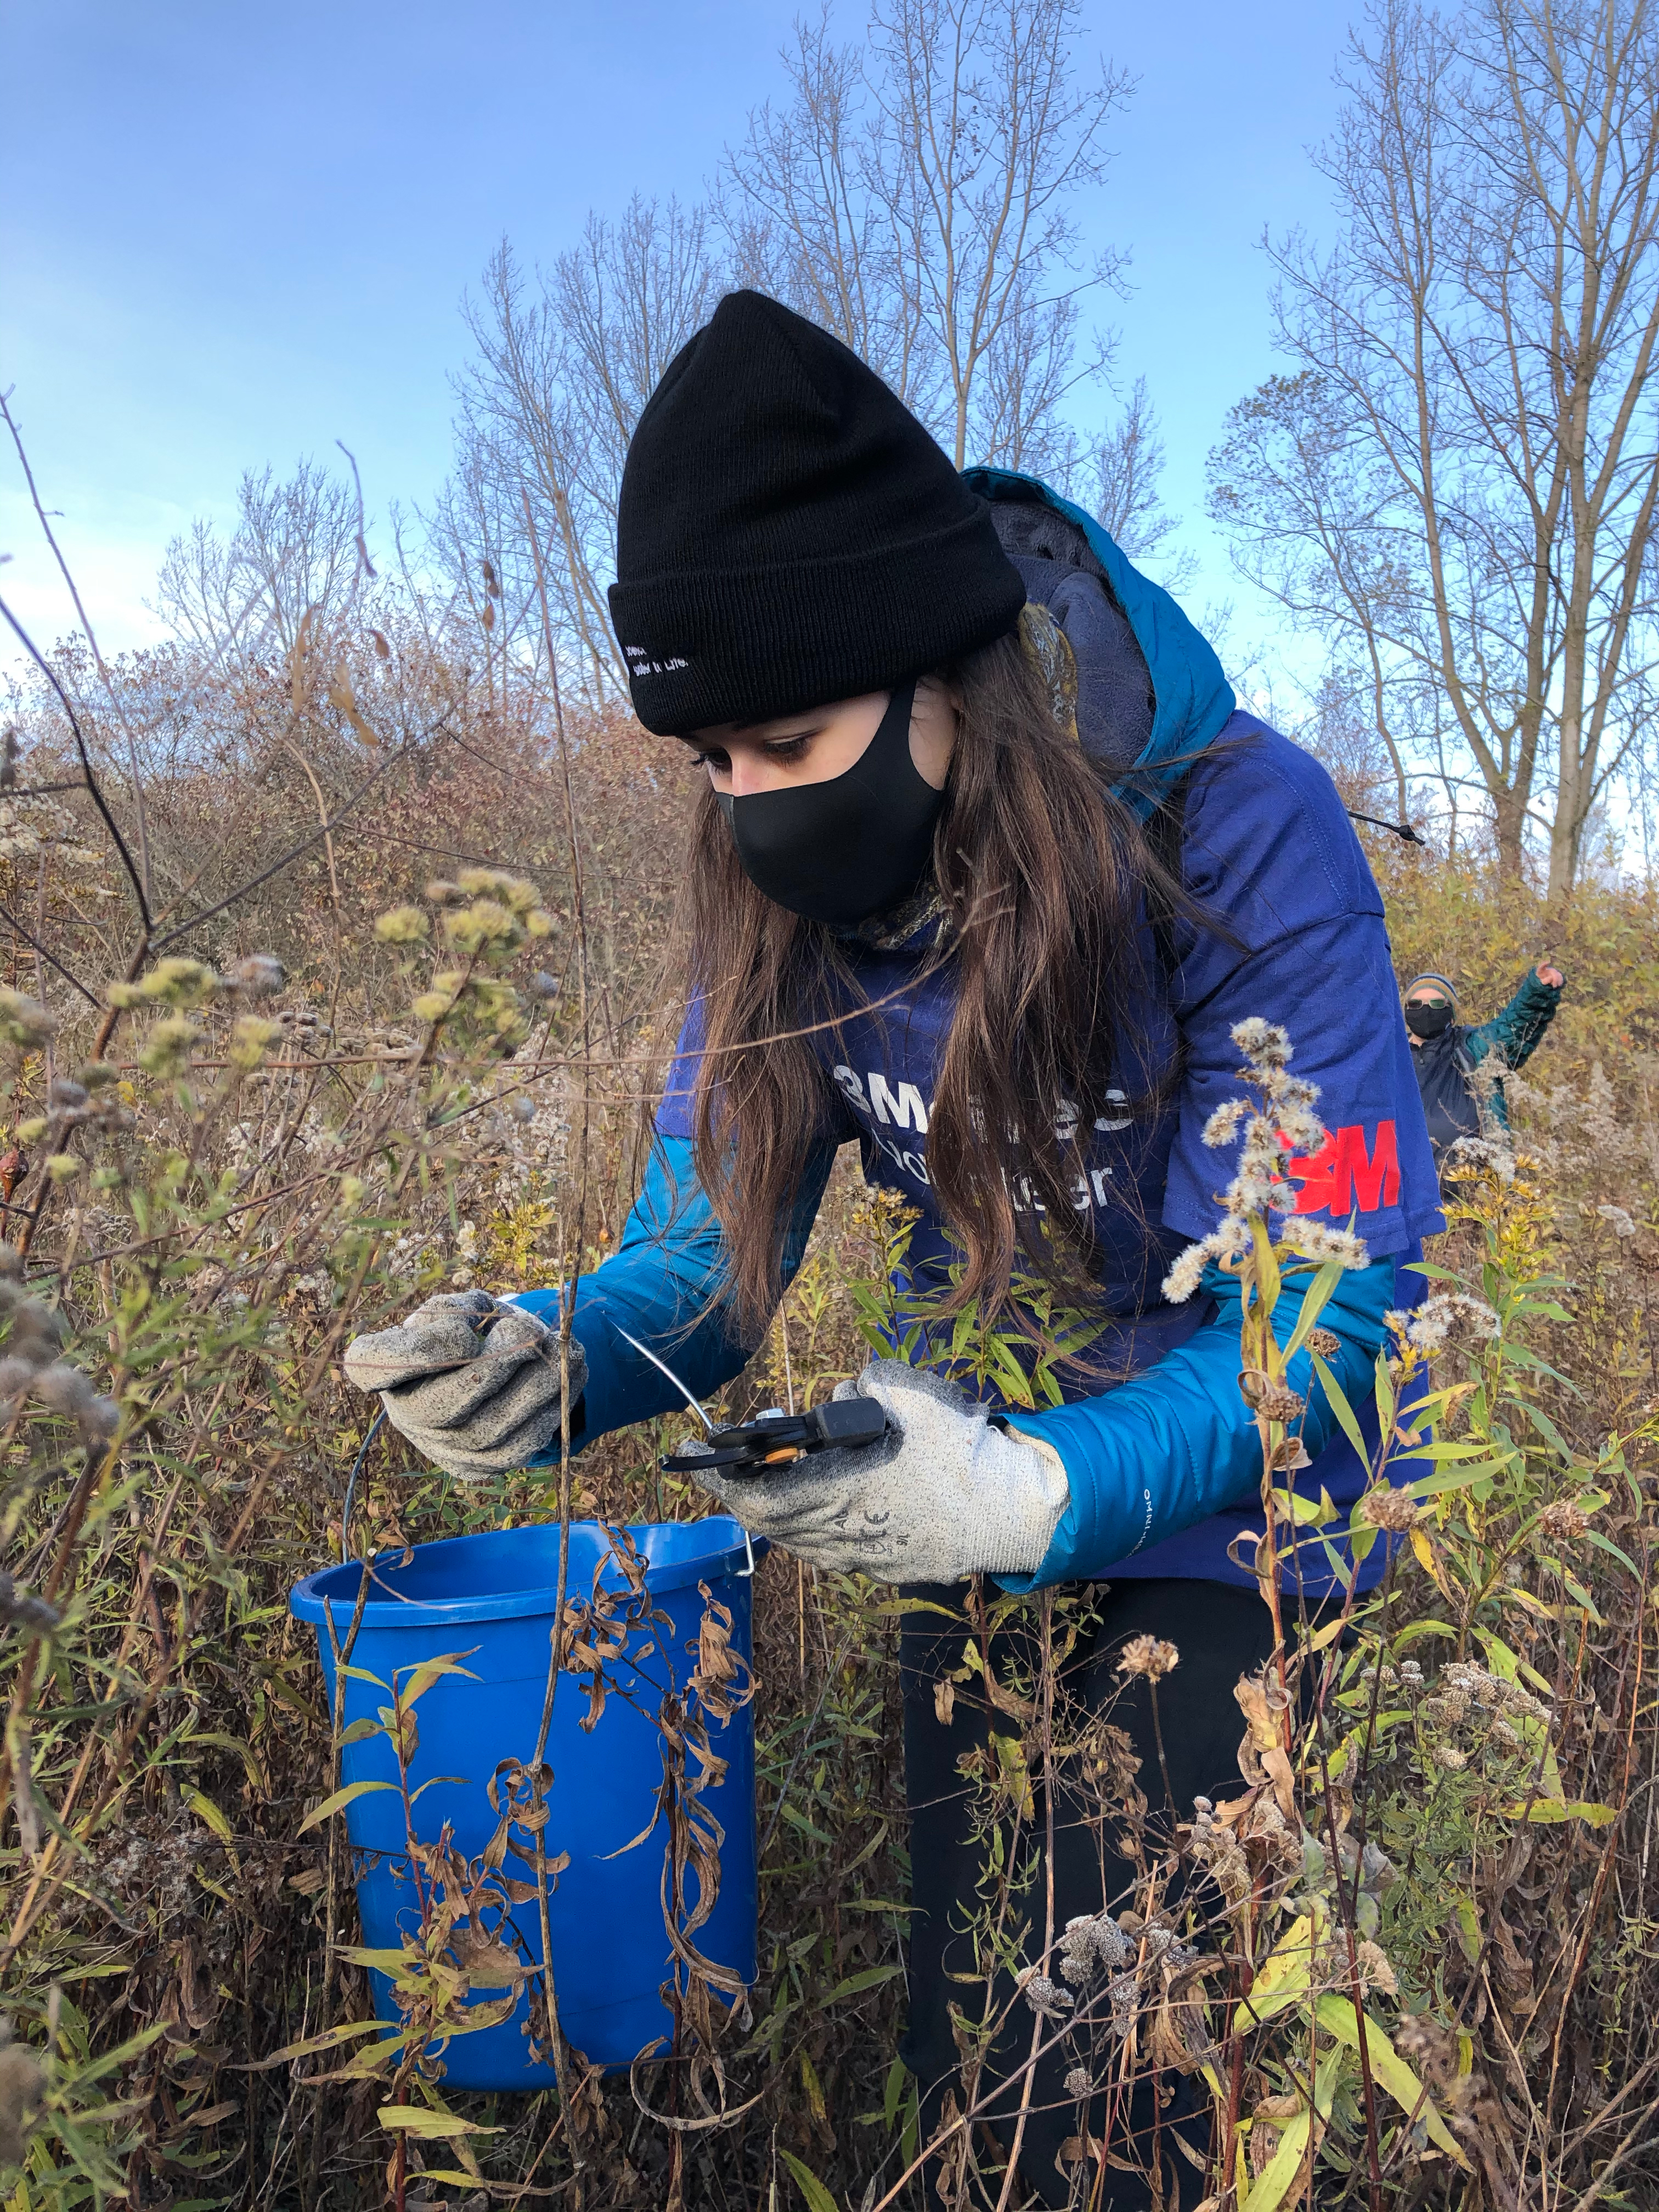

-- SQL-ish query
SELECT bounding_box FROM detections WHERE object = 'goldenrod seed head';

[374,905,430,945]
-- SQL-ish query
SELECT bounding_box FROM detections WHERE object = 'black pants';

[899,1578,1278,2210]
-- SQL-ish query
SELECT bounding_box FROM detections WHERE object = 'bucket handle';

[340,1408,388,1557]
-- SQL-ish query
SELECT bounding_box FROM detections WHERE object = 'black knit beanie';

[608,291,1026,734]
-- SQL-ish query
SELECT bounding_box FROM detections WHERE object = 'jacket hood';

[964,467,1237,819]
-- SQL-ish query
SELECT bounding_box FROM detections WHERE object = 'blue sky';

[1,0,1353,678]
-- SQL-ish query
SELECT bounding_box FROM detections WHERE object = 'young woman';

[346,291,1444,2204]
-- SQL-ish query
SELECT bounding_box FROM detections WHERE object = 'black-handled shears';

[613,1327,889,1477]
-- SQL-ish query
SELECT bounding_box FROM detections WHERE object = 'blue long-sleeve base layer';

[512,1138,1418,1596]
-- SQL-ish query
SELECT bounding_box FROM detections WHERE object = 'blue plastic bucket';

[289,1516,759,2088]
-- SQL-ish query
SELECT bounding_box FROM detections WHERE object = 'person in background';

[1402,964,1565,1163]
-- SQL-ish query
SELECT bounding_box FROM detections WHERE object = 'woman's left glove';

[685,1358,1069,1584]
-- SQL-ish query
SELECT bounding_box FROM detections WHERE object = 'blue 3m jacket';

[517,474,1444,1593]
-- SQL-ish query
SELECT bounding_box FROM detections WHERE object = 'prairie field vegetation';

[0,592,1652,2212]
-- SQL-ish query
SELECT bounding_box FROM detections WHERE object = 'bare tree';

[720,7,935,408]
[449,201,721,704]
[154,460,364,674]
[866,0,1128,469]
[1207,0,1659,895]
[1079,376,1183,567]
[722,0,1128,470]
[450,1,1139,703]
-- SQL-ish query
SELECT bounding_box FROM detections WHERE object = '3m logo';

[1289,1121,1401,1215]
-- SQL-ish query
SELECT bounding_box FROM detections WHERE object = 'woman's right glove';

[342,1289,586,1480]
[678,1358,1069,1583]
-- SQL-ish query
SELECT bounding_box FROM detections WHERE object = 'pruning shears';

[612,1327,888,1476]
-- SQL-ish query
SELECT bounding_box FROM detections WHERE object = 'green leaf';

[251,2018,397,2068]
[1310,1351,1370,1466]
[825,1962,904,2004]
[1584,1527,1639,1576]
[297,1778,399,1835]
[883,2053,907,2132]
[1409,1461,1508,1499]
[779,1801,836,1847]
[1270,1486,1333,1527]
[1281,1259,1343,1356]
[778,2147,842,2212]
[182,1729,267,1790]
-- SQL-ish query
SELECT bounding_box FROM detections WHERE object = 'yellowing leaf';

[1503,1797,1618,1827]
[184,1786,234,1844]
[376,2106,502,2139]
[1240,1910,1323,2025]
[800,2050,827,2124]
[1312,1996,1468,2166]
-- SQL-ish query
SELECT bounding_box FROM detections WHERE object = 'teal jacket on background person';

[1412,968,1562,1160]
[514,472,1445,1594]
[1465,969,1564,1128]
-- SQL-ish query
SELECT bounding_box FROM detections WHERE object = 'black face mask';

[715,682,941,927]
[1404,1001,1454,1039]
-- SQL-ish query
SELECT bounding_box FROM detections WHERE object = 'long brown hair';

[677,621,1179,1337]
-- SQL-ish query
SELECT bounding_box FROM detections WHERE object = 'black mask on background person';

[715,682,943,926]
[1404,1000,1454,1040]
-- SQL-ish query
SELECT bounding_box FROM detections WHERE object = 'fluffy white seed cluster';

[1163,1020,1369,1301]
[1384,1290,1499,1355]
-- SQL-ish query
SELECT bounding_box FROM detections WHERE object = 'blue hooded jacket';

[515,474,1443,1592]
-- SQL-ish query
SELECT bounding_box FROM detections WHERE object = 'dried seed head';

[0,2036,46,2166]
[0,990,54,1051]
[1117,1634,1180,1681]
[225,952,286,998]
[1307,1326,1340,1357]
[1360,1486,1419,1532]
[1256,1381,1306,1423]
[1434,1745,1469,1771]
[137,1015,204,1079]
[1355,1939,1398,1997]
[0,1571,58,1637]
[1022,1974,1074,2016]
[228,1016,283,1072]
[442,899,521,953]
[374,905,430,945]
[1064,2066,1092,2099]
[1536,1500,1589,1543]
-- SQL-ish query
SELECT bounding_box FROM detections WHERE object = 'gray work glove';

[342,1289,586,1481]
[685,1358,1069,1584]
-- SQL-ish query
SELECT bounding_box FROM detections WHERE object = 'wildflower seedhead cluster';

[101,952,288,1080]
[1386,1290,1498,1357]
[1163,1020,1368,1300]
[0,1250,117,1453]
[377,871,560,1054]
